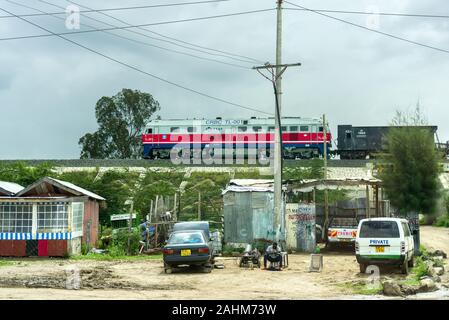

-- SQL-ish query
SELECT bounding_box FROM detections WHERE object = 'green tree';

[0,162,54,186]
[380,106,441,215]
[79,89,160,159]
[57,169,140,226]
[133,170,184,217]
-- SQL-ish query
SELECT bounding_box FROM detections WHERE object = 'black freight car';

[337,125,438,160]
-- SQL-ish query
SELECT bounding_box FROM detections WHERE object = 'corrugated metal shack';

[222,179,285,245]
[0,177,105,257]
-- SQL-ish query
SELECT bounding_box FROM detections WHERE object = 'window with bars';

[37,203,69,233]
[0,203,33,233]
[72,202,84,233]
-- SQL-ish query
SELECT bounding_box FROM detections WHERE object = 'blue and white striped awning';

[0,232,75,240]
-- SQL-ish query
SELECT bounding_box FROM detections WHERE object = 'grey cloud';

[0,0,448,159]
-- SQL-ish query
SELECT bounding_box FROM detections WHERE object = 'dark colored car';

[163,230,214,273]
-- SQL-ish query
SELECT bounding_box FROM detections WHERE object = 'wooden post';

[375,184,379,217]
[366,185,370,219]
[149,199,154,223]
[154,195,159,222]
[127,201,134,256]
[154,224,158,248]
[198,192,201,221]
[173,192,178,221]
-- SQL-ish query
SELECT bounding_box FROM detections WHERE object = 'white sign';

[111,214,136,221]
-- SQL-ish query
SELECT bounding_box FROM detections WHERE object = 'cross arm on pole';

[252,63,301,70]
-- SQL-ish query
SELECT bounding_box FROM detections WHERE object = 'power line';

[0,6,272,116]
[284,7,449,19]
[0,0,230,18]
[0,7,276,45]
[285,1,449,56]
[61,0,264,64]
[5,0,251,69]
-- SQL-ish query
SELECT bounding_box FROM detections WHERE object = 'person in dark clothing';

[264,242,282,269]
[139,220,149,242]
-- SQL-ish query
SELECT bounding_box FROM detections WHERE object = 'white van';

[355,218,415,274]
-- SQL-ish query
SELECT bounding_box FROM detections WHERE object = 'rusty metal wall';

[223,191,280,244]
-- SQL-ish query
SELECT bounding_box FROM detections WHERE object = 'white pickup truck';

[327,226,357,244]
[326,217,358,246]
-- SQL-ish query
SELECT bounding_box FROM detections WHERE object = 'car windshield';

[359,221,400,238]
[168,232,204,245]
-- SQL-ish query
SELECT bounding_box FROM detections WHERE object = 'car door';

[401,222,413,259]
[405,222,414,258]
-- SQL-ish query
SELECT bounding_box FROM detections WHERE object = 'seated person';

[264,242,282,269]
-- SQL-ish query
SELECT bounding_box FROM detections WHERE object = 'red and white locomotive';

[141,117,331,159]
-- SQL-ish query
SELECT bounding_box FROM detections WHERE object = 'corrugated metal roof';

[223,179,274,194]
[289,178,382,193]
[0,181,24,195]
[16,177,105,201]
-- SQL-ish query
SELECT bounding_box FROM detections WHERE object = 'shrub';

[412,256,429,280]
[222,244,245,256]
[434,215,449,228]
[110,228,142,256]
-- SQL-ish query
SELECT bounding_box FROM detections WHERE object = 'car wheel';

[359,263,367,274]
[401,261,409,275]
[164,267,172,274]
[203,264,213,273]
[408,256,414,268]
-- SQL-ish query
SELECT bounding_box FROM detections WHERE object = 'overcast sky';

[1,0,448,159]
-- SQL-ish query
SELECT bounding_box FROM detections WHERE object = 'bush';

[412,256,429,280]
[110,228,142,256]
[434,215,449,228]
[222,244,245,256]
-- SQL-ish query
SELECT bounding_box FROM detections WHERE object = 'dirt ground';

[0,226,448,300]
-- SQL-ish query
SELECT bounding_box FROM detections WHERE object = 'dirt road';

[420,226,449,254]
[0,226,447,300]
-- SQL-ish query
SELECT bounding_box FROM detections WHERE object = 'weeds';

[0,260,13,267]
[338,281,383,295]
[433,215,449,228]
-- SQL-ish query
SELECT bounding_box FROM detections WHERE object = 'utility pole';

[323,115,329,235]
[276,0,283,110]
[274,0,283,242]
[253,62,301,240]
[253,0,300,242]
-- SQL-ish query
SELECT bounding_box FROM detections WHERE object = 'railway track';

[2,158,445,168]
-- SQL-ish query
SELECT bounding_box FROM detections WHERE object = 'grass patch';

[412,257,429,280]
[0,260,14,267]
[70,253,163,261]
[398,277,421,287]
[338,281,383,295]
